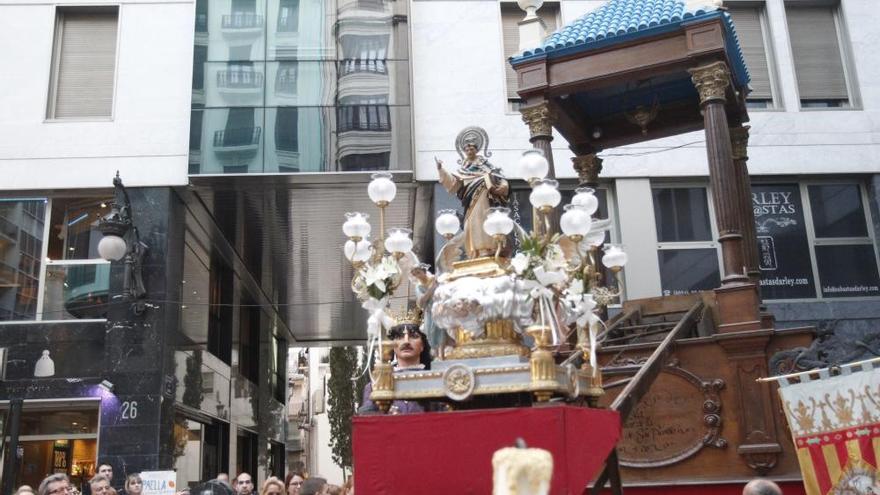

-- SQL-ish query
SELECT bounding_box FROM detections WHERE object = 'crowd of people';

[17,464,352,495]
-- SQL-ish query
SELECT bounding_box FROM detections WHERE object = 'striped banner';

[775,358,880,495]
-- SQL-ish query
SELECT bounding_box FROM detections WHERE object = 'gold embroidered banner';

[778,363,880,495]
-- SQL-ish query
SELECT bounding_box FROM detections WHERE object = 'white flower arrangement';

[353,255,402,302]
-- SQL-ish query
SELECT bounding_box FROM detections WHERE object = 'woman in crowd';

[259,478,285,495]
[283,473,304,495]
[124,474,143,495]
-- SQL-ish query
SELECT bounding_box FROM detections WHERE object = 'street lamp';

[98,172,148,315]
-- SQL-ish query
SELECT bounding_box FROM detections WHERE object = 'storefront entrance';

[1,400,100,491]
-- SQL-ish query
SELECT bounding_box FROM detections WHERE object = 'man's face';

[392,327,424,366]
[47,481,71,495]
[236,475,254,495]
[98,465,113,481]
[91,481,110,495]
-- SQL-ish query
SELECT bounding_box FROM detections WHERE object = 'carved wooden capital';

[520,102,556,139]
[572,154,603,185]
[689,61,731,105]
[730,125,750,162]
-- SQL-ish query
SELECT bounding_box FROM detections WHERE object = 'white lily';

[363,264,388,293]
[533,266,566,288]
[511,252,530,275]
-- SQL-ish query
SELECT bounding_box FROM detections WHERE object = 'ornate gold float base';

[447,320,530,360]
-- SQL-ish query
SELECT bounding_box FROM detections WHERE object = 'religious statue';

[436,127,510,260]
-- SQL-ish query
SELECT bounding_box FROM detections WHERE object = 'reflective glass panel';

[0,198,46,321]
[752,184,816,299]
[815,244,880,298]
[653,188,713,242]
[42,262,110,320]
[658,248,721,296]
[808,184,869,238]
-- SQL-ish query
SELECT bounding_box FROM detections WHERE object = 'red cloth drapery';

[352,405,621,494]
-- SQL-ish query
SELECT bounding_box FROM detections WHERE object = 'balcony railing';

[213,127,262,147]
[337,105,391,132]
[339,59,387,76]
[221,13,264,29]
[42,259,111,320]
[217,70,264,89]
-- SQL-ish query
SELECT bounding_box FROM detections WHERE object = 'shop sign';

[141,471,177,495]
[752,184,816,299]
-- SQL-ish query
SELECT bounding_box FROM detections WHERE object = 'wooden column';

[689,62,748,286]
[521,102,557,178]
[730,125,761,287]
[690,61,760,333]
[572,153,603,188]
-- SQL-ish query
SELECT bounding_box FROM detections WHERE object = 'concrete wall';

[0,0,194,190]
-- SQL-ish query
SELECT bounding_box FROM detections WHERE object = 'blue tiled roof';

[510,0,750,87]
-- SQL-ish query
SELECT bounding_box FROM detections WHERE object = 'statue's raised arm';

[438,126,510,260]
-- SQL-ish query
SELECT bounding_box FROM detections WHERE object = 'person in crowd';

[16,485,36,495]
[283,473,305,495]
[234,474,254,495]
[97,464,114,485]
[359,321,433,414]
[38,475,70,495]
[298,478,327,495]
[324,486,341,495]
[216,474,229,485]
[743,479,783,495]
[259,478,284,495]
[88,475,111,495]
[124,474,142,495]
[192,480,232,495]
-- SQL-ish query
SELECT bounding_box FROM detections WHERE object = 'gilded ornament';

[443,363,476,401]
[689,61,731,105]
[729,125,750,161]
[572,154,603,185]
[520,102,556,138]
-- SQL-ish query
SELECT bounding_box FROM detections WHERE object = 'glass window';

[658,249,721,296]
[727,5,774,108]
[808,184,868,238]
[815,245,880,298]
[653,188,713,242]
[752,184,816,299]
[786,5,852,108]
[653,187,720,295]
[807,183,879,298]
[0,199,47,321]
[47,8,119,119]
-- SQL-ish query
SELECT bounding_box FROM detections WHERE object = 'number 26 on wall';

[121,401,138,420]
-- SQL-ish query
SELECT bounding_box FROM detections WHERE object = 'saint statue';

[436,127,510,259]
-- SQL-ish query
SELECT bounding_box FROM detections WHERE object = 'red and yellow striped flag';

[778,361,880,495]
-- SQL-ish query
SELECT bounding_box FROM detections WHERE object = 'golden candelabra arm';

[493,234,506,266]
[377,202,387,243]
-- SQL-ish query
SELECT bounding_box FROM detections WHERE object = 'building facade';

[0,0,420,486]
[412,0,880,340]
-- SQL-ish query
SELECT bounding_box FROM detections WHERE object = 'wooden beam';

[609,300,703,422]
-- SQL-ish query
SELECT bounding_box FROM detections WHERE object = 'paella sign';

[777,358,880,495]
[140,471,177,495]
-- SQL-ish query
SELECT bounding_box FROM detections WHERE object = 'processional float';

[342,126,628,411]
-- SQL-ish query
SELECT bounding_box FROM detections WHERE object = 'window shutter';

[786,7,848,101]
[502,4,557,100]
[728,6,771,100]
[53,10,118,118]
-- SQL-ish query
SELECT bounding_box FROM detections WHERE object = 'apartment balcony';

[213,127,262,157]
[339,59,387,77]
[217,70,264,96]
[221,13,264,37]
